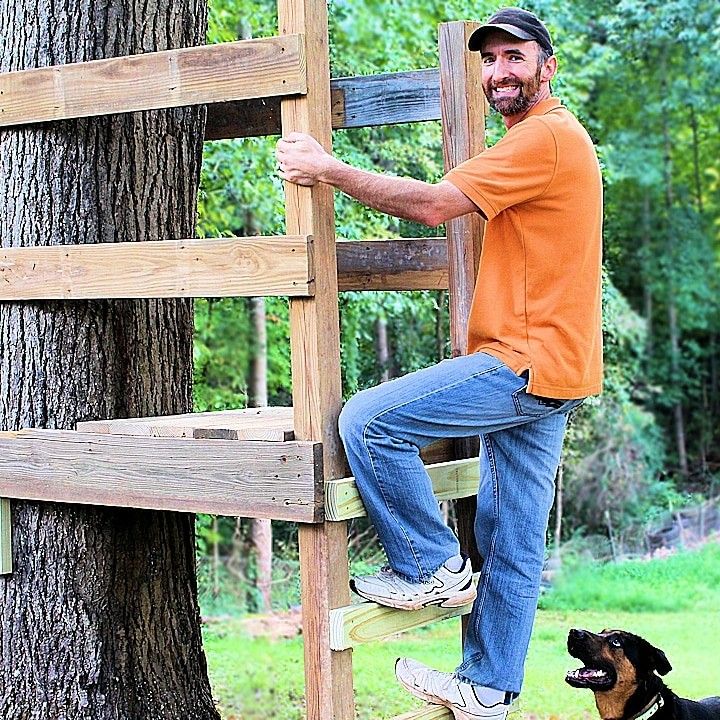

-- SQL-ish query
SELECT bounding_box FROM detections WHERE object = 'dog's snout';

[569,628,588,644]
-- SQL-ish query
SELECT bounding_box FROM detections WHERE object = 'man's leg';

[338,352,528,582]
[457,412,572,695]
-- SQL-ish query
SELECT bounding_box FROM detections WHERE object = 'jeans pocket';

[512,387,583,417]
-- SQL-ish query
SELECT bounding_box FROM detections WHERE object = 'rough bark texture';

[0,1,220,718]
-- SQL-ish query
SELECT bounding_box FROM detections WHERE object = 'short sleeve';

[444,118,557,221]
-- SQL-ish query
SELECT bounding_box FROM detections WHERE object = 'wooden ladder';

[0,1,486,717]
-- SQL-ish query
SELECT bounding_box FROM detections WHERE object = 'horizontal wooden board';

[0,498,11,575]
[206,68,441,139]
[325,458,478,521]
[391,707,451,720]
[78,407,294,441]
[329,576,477,650]
[336,238,448,291]
[0,237,312,299]
[0,36,306,127]
[0,430,323,522]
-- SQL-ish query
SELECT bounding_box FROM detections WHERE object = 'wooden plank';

[325,458,478,521]
[336,238,448,291]
[0,237,312,300]
[279,0,353,718]
[0,498,11,575]
[0,430,323,522]
[0,36,306,128]
[391,707,451,720]
[439,21,487,640]
[329,575,477,650]
[420,438,455,465]
[205,68,441,140]
[77,407,294,441]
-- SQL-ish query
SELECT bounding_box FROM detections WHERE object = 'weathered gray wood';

[206,68,441,139]
[329,574,477,650]
[0,237,312,299]
[325,458,478,521]
[0,498,11,575]
[336,238,448,291]
[0,430,323,522]
[77,407,294,441]
[0,36,306,128]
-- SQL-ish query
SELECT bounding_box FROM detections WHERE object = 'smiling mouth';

[565,666,616,690]
[492,85,521,96]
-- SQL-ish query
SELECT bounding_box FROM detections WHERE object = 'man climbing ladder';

[277,7,603,719]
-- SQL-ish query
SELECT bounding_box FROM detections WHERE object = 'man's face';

[480,31,551,117]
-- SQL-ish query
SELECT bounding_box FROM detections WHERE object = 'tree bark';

[0,1,219,718]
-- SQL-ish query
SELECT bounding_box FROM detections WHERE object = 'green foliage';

[540,541,720,613]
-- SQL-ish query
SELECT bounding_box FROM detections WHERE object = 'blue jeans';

[338,352,582,695]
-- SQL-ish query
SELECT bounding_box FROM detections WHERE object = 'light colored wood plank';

[280,0,352,718]
[0,36,306,128]
[0,237,312,300]
[329,575,477,650]
[205,68,442,140]
[0,498,11,575]
[0,430,322,522]
[77,407,294,441]
[336,238,448,291]
[325,458,478,521]
[391,705,452,720]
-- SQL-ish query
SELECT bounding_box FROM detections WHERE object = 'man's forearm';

[320,158,441,226]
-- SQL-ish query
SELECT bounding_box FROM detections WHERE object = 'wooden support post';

[0,498,11,575]
[438,20,486,635]
[279,0,353,717]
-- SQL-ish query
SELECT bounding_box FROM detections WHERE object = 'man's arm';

[276,132,481,227]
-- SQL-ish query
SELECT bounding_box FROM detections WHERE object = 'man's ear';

[541,54,557,83]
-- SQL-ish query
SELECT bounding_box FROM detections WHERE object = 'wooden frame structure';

[0,3,485,718]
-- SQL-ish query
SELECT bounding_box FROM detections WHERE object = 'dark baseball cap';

[468,7,554,55]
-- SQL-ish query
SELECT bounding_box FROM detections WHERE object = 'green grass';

[203,542,720,719]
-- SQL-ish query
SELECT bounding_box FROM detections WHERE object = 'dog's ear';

[642,638,672,676]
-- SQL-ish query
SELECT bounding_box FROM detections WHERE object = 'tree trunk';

[0,1,219,718]
[375,316,391,383]
[248,296,272,612]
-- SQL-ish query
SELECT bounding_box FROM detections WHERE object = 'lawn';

[203,542,720,719]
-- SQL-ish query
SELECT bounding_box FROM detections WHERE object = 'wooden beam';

[325,458,478,521]
[329,576,477,650]
[77,407,294,441]
[439,21,486,640]
[205,68,441,140]
[392,708,452,720]
[0,237,312,300]
[0,36,306,128]
[280,0,353,717]
[0,430,323,522]
[336,238,448,291]
[0,498,11,575]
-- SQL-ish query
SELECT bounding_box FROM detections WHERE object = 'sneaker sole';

[352,584,477,611]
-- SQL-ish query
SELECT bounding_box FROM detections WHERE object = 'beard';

[484,62,543,116]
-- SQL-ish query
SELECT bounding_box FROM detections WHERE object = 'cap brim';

[468,23,536,51]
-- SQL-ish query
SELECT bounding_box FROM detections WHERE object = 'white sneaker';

[395,658,512,720]
[350,556,476,610]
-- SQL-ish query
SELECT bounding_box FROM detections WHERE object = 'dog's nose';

[568,628,588,649]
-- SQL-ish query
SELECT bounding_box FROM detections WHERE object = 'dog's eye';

[610,638,622,648]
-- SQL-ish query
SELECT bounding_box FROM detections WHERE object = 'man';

[277,7,602,720]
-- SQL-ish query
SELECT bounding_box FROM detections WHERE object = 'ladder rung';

[329,574,478,650]
[391,706,451,720]
[325,458,478,521]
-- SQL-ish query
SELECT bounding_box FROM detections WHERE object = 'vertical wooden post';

[438,20,486,633]
[0,498,11,574]
[278,0,354,718]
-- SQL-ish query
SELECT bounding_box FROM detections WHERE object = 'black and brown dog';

[565,628,720,720]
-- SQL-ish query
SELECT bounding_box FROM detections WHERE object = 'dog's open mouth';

[565,665,615,689]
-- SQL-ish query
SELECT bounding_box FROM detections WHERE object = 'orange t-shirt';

[444,97,603,399]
